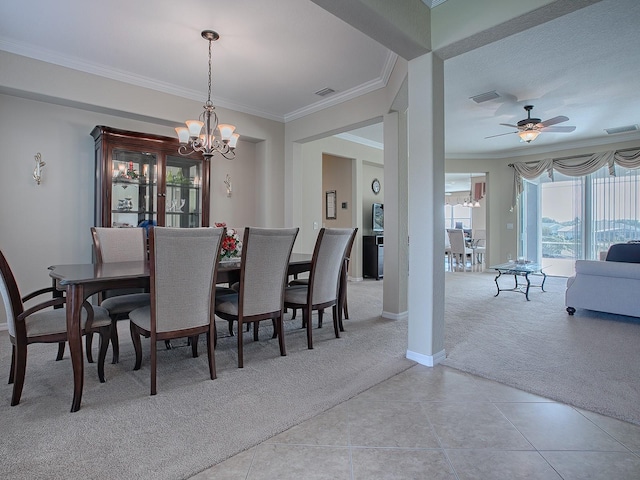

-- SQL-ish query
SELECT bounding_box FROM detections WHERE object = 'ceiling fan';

[486,105,576,143]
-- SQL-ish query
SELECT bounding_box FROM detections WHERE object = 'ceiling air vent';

[315,87,335,97]
[605,124,639,135]
[469,90,500,104]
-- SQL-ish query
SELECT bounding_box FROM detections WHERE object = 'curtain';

[511,148,640,209]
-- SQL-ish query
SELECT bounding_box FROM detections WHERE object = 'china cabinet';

[91,126,210,229]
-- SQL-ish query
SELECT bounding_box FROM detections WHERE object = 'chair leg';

[337,298,345,333]
[213,321,218,347]
[206,330,216,380]
[191,335,199,358]
[277,315,286,356]
[8,345,15,384]
[318,309,324,328]
[97,326,110,383]
[164,340,172,350]
[56,342,65,361]
[10,345,27,406]
[253,321,259,342]
[228,320,234,337]
[343,296,349,320]
[130,323,143,371]
[271,318,277,339]
[304,309,313,350]
[86,333,94,363]
[150,337,157,396]
[291,308,297,320]
[237,320,244,368]
[332,305,340,339]
[110,319,120,364]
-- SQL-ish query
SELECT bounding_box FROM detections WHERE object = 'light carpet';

[0,280,413,480]
[443,270,640,426]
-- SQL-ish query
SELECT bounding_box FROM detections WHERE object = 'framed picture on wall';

[326,190,337,219]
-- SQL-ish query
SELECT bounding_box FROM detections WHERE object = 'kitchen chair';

[214,227,299,368]
[288,228,357,331]
[447,228,474,271]
[0,249,112,406]
[284,228,355,349]
[128,226,224,395]
[89,226,151,364]
[473,228,486,264]
[444,230,453,270]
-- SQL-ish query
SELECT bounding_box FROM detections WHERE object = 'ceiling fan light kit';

[486,104,576,144]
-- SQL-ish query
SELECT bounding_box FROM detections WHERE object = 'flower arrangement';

[215,222,242,260]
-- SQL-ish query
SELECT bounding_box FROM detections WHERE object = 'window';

[444,204,472,230]
[520,166,640,276]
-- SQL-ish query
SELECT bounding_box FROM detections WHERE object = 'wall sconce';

[33,153,45,185]
[224,174,232,197]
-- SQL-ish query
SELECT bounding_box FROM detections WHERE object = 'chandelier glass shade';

[175,30,239,160]
[518,129,540,143]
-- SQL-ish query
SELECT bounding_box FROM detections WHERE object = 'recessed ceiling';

[0,0,638,158]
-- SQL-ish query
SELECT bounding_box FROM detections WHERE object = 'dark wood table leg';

[66,284,85,412]
[493,270,503,297]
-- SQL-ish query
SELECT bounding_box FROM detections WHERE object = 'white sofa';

[565,260,640,317]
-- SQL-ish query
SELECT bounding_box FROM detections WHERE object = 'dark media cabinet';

[363,235,383,280]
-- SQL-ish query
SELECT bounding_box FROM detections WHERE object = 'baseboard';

[382,310,408,321]
[0,322,7,332]
[406,348,446,367]
[348,276,364,282]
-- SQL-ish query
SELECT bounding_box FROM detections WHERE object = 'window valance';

[510,148,640,209]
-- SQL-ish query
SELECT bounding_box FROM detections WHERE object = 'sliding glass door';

[520,166,640,276]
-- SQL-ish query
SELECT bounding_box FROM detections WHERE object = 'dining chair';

[447,229,475,271]
[473,228,486,264]
[444,229,453,270]
[0,249,112,406]
[128,226,224,395]
[284,228,355,349]
[89,226,151,364]
[288,228,358,331]
[214,227,299,368]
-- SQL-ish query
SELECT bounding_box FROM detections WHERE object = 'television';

[372,203,384,232]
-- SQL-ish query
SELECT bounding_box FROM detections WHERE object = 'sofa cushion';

[605,243,640,263]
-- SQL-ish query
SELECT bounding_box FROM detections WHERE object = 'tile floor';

[191,364,640,480]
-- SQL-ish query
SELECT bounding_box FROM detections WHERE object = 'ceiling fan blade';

[539,115,569,127]
[540,125,576,133]
[499,123,519,128]
[485,131,518,139]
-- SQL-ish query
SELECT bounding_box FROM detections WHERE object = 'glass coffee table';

[490,261,548,301]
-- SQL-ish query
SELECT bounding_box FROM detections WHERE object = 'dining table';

[48,253,313,412]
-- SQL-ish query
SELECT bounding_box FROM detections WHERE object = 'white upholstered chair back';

[447,229,467,255]
[239,227,299,317]
[310,228,355,305]
[91,227,147,263]
[150,227,224,334]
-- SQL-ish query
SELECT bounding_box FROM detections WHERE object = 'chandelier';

[175,30,239,160]
[518,129,540,143]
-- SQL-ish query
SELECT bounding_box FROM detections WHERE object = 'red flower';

[222,236,236,251]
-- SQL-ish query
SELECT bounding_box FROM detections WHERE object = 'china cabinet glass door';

[111,150,157,228]
[165,156,202,228]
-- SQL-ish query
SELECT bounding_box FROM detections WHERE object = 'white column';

[382,111,409,319]
[406,53,446,366]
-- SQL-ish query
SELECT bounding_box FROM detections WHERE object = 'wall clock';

[371,178,381,194]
